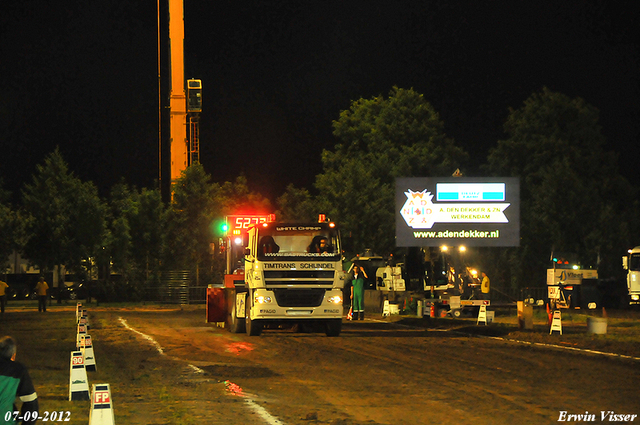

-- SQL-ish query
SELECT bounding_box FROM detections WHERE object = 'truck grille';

[264,270,334,287]
[274,288,326,307]
[264,271,334,279]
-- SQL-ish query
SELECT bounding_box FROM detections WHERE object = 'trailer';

[422,296,490,318]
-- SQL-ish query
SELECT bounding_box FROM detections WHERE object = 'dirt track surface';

[84,306,640,425]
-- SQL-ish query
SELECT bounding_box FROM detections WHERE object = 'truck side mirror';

[623,256,628,270]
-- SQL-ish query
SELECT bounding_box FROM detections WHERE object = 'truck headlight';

[255,295,272,304]
[327,295,343,304]
[631,294,640,301]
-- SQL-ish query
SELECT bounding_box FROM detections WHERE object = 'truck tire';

[245,301,262,336]
[325,319,341,337]
[228,294,246,334]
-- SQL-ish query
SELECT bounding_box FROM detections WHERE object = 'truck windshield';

[257,225,340,260]
[629,254,640,271]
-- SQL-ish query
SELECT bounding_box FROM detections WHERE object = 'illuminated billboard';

[396,177,520,247]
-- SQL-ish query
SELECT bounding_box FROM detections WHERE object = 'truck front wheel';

[228,293,246,334]
[325,319,341,337]
[246,302,262,336]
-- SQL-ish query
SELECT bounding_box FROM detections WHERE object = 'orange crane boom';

[168,0,187,185]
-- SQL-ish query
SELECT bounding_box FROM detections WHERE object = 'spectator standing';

[34,278,48,312]
[0,336,39,424]
[481,272,491,300]
[350,265,368,320]
[0,280,8,315]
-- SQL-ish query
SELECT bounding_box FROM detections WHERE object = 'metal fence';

[142,271,549,306]
[143,271,208,304]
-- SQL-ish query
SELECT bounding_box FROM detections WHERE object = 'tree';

[275,184,318,222]
[217,175,273,216]
[485,88,638,288]
[104,182,166,301]
[105,182,135,278]
[164,164,220,280]
[0,181,18,270]
[316,87,468,255]
[165,168,273,285]
[21,149,106,281]
[129,187,166,281]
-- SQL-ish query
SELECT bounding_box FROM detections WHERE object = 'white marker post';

[550,310,563,335]
[382,300,390,317]
[83,309,90,329]
[477,304,488,325]
[81,334,97,372]
[77,323,87,350]
[83,312,91,330]
[89,383,115,425]
[69,351,90,400]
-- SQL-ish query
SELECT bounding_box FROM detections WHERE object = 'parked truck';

[222,214,345,336]
[622,246,640,306]
[546,252,598,309]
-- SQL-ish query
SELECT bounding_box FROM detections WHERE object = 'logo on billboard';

[400,189,510,229]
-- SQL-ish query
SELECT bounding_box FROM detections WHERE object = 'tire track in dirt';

[249,322,576,424]
[117,315,285,425]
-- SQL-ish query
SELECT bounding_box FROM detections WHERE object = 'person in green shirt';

[350,264,368,320]
[0,336,39,425]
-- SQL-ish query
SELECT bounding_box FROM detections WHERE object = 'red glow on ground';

[225,342,255,354]
[224,380,244,396]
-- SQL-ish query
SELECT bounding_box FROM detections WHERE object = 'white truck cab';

[227,220,345,336]
[623,246,640,305]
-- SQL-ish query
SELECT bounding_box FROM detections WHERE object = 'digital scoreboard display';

[226,214,274,236]
[395,177,520,247]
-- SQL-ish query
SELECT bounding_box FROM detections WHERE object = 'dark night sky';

[1,1,638,202]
